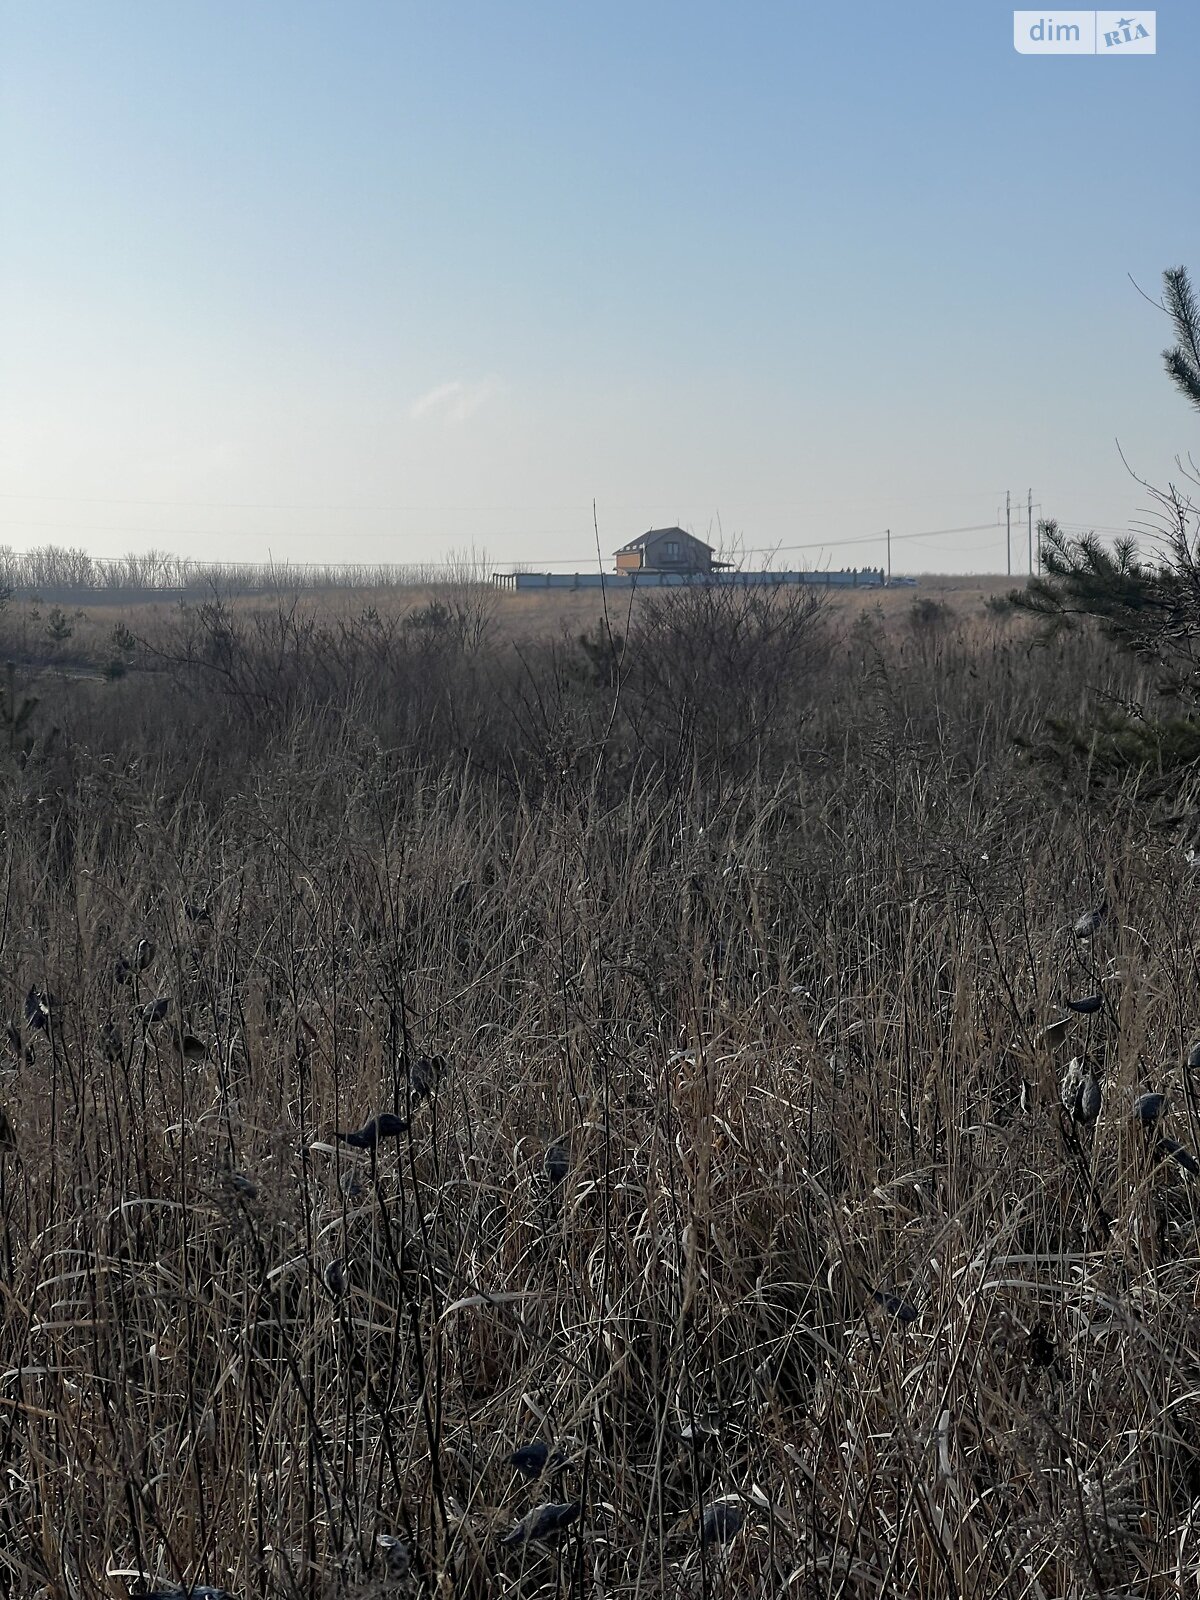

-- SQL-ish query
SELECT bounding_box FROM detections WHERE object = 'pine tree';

[1009,267,1200,782]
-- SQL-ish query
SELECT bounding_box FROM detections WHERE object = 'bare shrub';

[616,581,831,776]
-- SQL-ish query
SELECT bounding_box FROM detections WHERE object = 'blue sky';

[1,1,1195,574]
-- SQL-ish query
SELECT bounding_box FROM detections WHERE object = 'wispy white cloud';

[407,377,503,424]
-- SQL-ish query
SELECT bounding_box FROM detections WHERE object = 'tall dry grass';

[0,585,1196,1598]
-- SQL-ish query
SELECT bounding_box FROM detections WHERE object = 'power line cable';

[0,488,1018,513]
[1,514,1148,573]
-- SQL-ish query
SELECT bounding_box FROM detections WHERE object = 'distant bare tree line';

[0,542,494,601]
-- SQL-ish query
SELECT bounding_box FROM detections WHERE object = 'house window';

[665,540,680,558]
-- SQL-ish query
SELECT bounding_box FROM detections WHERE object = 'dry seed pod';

[1074,901,1107,939]
[129,1589,234,1600]
[499,1501,579,1546]
[1159,1135,1200,1177]
[1065,993,1103,1015]
[1133,1093,1167,1127]
[1074,1075,1102,1126]
[335,1113,408,1149]
[701,1499,745,1546]
[339,1169,367,1201]
[376,1534,409,1579]
[407,1054,441,1101]
[872,1288,919,1324]
[1040,1017,1071,1049]
[511,1441,550,1479]
[543,1143,570,1184]
[24,988,52,1032]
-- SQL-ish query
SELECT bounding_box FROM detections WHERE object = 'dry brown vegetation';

[2,575,1199,1600]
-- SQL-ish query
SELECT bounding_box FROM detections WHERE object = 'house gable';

[613,526,716,573]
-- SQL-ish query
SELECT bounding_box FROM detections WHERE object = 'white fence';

[493,568,898,592]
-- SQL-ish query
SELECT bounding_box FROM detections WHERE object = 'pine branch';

[1164,347,1200,413]
[1161,267,1200,413]
[1165,266,1200,375]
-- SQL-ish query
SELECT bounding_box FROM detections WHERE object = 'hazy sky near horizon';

[2,2,1197,576]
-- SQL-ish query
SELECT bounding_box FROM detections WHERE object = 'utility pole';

[1006,490,1012,577]
[886,527,891,585]
[1027,488,1033,575]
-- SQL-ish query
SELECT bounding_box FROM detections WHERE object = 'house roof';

[614,526,715,555]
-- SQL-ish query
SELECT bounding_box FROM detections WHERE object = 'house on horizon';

[613,527,731,576]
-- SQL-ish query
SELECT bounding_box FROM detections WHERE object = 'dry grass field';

[0,571,1016,672]
[1,572,1197,1599]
